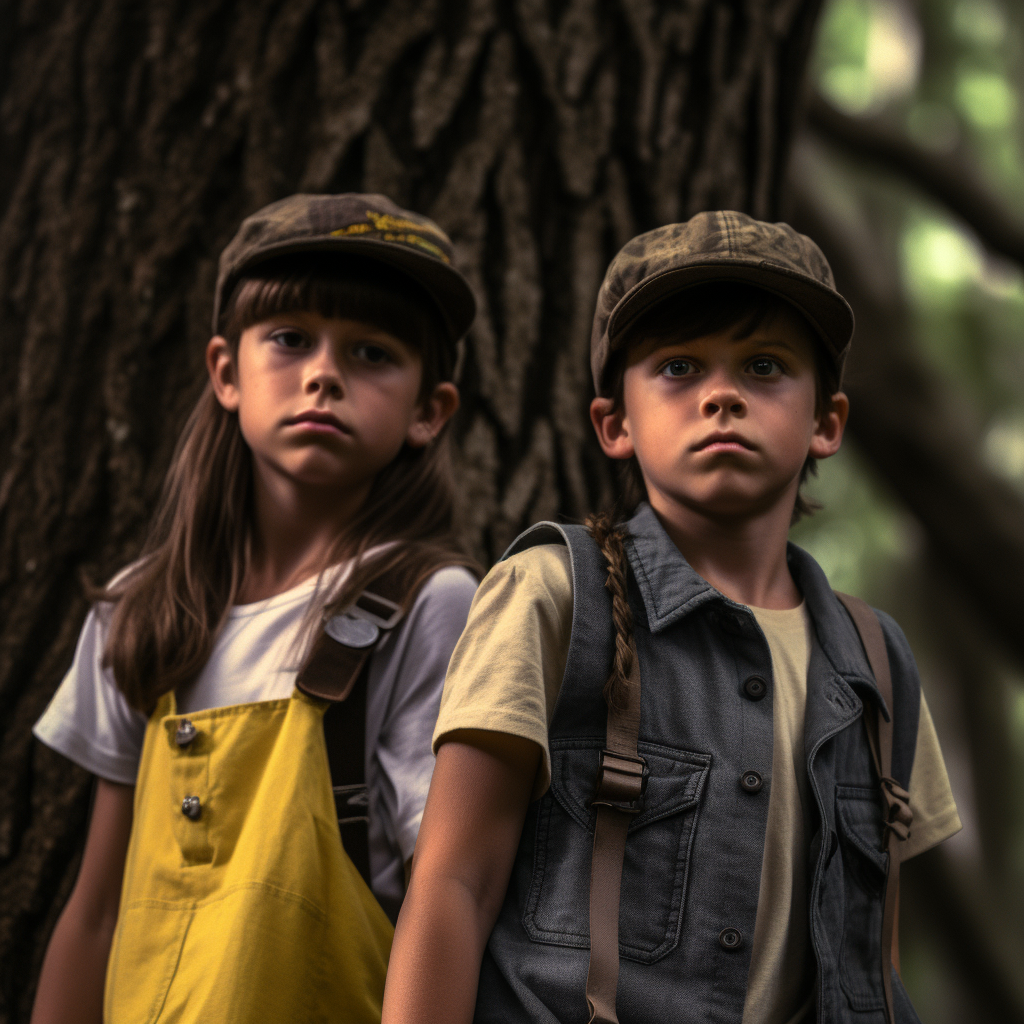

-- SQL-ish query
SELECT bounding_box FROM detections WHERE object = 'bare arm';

[382,730,540,1024]
[30,778,134,1024]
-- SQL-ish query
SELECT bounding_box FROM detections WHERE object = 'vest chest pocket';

[523,739,710,964]
[835,784,888,1012]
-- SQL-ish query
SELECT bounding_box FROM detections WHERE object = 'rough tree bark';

[0,0,824,1018]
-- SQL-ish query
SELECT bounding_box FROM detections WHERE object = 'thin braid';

[585,512,635,710]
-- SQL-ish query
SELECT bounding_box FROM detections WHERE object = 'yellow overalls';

[104,688,393,1023]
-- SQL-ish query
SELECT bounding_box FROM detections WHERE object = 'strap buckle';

[880,776,912,844]
[333,783,370,825]
[592,749,647,814]
[349,590,404,630]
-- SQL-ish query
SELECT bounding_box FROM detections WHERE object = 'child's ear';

[808,391,850,460]
[590,396,635,460]
[407,382,460,448]
[207,336,240,412]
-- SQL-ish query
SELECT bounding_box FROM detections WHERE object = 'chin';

[281,459,357,489]
[675,482,789,520]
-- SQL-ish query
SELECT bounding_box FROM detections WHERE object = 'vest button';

[175,720,197,746]
[740,770,763,793]
[719,927,743,950]
[743,675,768,701]
[181,795,202,820]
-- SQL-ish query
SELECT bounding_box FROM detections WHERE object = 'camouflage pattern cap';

[591,210,854,394]
[213,193,476,344]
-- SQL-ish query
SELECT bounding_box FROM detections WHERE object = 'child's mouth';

[692,432,754,453]
[287,411,349,435]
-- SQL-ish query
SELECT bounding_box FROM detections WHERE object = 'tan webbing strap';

[586,638,645,1024]
[835,592,913,1024]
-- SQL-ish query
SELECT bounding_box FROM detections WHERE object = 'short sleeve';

[432,543,573,799]
[33,603,148,784]
[901,690,962,860]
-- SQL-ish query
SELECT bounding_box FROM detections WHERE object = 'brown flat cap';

[214,193,476,344]
[591,210,854,394]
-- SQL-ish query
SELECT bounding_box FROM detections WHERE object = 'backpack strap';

[834,592,913,1024]
[504,519,645,1023]
[296,559,462,889]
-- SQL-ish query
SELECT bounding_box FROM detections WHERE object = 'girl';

[30,193,479,1024]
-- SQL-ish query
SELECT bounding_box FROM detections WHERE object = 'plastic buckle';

[349,590,404,631]
[591,749,647,814]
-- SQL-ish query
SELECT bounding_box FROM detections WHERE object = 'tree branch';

[789,139,1024,671]
[806,93,1024,267]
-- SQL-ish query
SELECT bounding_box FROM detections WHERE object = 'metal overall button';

[181,795,202,820]
[739,770,763,793]
[742,675,768,701]
[175,719,197,746]
[719,927,743,951]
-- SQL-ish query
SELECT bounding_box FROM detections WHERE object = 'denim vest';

[476,504,923,1024]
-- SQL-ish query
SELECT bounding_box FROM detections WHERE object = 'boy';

[383,212,961,1024]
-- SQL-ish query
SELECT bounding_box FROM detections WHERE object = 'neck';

[646,490,801,609]
[239,465,372,604]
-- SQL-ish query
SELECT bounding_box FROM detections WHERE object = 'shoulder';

[856,604,922,787]
[414,564,479,604]
[465,542,573,625]
[496,541,572,593]
[402,564,478,634]
[871,607,916,671]
[378,564,478,661]
[33,595,147,784]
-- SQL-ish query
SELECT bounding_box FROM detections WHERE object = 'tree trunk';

[1,0,825,1018]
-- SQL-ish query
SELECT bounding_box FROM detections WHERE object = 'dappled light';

[797,0,1024,1017]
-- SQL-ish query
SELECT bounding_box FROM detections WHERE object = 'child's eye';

[270,329,309,350]
[748,357,783,377]
[661,358,696,377]
[354,343,392,364]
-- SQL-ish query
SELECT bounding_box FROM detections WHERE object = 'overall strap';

[323,664,373,884]
[586,637,644,1024]
[834,592,913,1024]
[296,559,459,888]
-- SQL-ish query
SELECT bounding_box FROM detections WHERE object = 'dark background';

[1,0,1022,1020]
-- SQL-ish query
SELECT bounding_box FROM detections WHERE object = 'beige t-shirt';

[434,544,962,1021]
[742,604,816,1024]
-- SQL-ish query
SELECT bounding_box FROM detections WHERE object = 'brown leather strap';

[586,638,645,1024]
[835,592,913,1024]
[296,571,407,702]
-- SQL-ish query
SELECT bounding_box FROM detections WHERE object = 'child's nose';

[304,347,344,397]
[699,371,746,417]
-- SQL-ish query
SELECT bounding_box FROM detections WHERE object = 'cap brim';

[608,260,854,364]
[215,235,477,343]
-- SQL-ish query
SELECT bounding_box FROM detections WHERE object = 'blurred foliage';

[799,0,1024,619]
[796,0,1024,1016]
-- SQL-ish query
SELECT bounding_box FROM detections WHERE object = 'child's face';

[591,304,848,523]
[207,311,457,493]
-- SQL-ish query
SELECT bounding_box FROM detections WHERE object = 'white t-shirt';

[34,564,478,917]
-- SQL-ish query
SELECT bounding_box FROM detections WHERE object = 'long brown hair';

[100,254,477,714]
